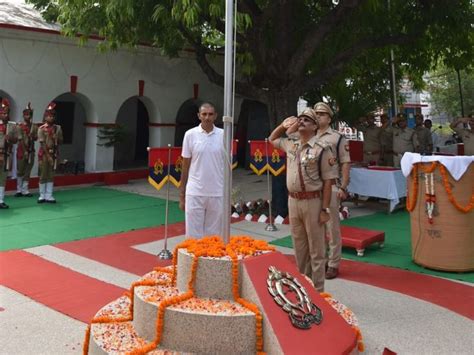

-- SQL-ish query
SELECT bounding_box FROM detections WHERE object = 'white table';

[347,167,406,213]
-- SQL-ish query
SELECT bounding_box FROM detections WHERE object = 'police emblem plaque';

[267,266,323,329]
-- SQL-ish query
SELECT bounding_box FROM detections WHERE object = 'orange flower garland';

[406,164,418,212]
[406,162,474,214]
[438,164,474,212]
[83,236,275,355]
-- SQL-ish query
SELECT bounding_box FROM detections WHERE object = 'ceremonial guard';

[313,102,351,280]
[16,103,38,197]
[270,108,338,292]
[37,102,63,203]
[0,99,18,209]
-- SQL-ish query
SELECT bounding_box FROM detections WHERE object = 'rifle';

[52,125,59,171]
[3,123,13,172]
[27,122,35,165]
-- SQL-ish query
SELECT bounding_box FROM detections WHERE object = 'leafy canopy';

[27,0,474,121]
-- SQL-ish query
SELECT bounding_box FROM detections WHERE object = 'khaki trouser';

[39,158,54,183]
[363,152,380,165]
[0,160,6,186]
[380,146,394,166]
[289,196,326,292]
[327,186,342,269]
[17,156,34,180]
[393,153,403,168]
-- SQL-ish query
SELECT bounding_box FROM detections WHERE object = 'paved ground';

[1,169,473,354]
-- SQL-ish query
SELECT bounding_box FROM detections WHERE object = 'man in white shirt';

[179,102,225,238]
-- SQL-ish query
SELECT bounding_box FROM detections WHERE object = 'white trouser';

[17,177,23,193]
[0,186,5,203]
[185,195,223,239]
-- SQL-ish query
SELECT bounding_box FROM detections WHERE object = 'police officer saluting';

[16,103,38,197]
[270,108,338,292]
[37,102,63,203]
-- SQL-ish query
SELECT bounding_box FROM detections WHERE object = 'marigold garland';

[406,162,474,214]
[406,164,419,212]
[83,236,275,355]
[438,164,474,213]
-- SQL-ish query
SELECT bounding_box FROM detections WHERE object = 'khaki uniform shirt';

[454,128,474,155]
[0,122,18,160]
[277,135,339,192]
[414,126,433,153]
[360,126,382,153]
[380,126,393,152]
[38,124,63,158]
[17,122,38,160]
[391,127,416,154]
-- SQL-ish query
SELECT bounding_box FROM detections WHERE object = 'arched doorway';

[45,93,89,174]
[114,97,150,169]
[174,98,202,146]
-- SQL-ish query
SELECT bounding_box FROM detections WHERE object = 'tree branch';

[288,0,365,79]
[300,33,422,92]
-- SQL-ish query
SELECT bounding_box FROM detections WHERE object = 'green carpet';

[0,187,184,251]
[270,211,474,283]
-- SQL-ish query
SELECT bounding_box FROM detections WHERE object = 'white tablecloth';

[348,167,406,212]
[401,152,474,181]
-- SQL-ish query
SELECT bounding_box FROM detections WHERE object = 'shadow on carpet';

[270,211,473,283]
[0,187,184,251]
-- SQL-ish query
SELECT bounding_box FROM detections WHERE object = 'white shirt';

[182,124,224,196]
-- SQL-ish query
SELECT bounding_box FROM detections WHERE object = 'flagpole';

[222,0,235,244]
[264,138,278,231]
[158,144,172,259]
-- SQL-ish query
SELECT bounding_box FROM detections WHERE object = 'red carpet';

[0,250,125,323]
[56,223,184,275]
[286,255,474,320]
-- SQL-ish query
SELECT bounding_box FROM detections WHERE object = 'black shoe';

[46,199,57,204]
[38,199,46,204]
[22,193,33,197]
[0,202,9,209]
[14,192,23,197]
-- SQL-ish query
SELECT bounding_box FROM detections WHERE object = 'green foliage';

[27,0,474,119]
[427,66,474,119]
[97,124,128,148]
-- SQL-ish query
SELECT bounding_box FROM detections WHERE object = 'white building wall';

[0,27,236,173]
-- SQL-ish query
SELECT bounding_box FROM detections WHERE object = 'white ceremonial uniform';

[182,124,225,238]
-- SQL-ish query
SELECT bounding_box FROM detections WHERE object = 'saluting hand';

[282,116,298,134]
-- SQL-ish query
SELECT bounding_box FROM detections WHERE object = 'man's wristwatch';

[322,207,330,213]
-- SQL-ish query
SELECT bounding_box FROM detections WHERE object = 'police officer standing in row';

[38,102,63,203]
[0,99,18,209]
[270,108,338,292]
[313,102,351,280]
[16,103,38,197]
[389,113,416,168]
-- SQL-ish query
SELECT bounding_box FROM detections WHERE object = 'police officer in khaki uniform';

[270,108,338,292]
[15,103,38,197]
[450,116,474,155]
[414,114,433,154]
[380,114,394,166]
[37,102,63,203]
[389,114,416,168]
[359,114,382,165]
[313,102,351,280]
[0,99,18,209]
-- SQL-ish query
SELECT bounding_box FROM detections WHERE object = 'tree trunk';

[261,89,300,218]
[264,89,300,127]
